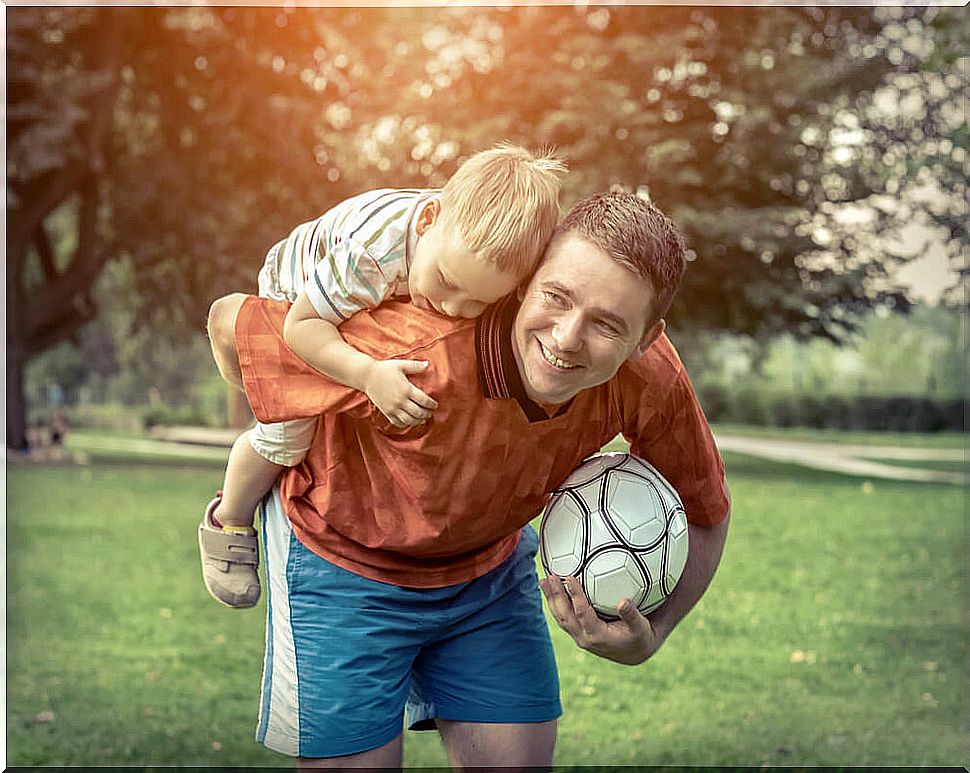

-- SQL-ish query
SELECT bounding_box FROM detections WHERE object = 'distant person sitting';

[198,144,566,608]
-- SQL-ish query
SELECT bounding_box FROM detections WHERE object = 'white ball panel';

[558,452,625,488]
[583,549,647,619]
[585,509,618,551]
[640,582,667,615]
[604,471,668,548]
[540,494,585,577]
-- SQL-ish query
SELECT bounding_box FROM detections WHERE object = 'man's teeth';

[539,341,578,370]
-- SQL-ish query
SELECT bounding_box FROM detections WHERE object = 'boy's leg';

[198,432,282,606]
[213,430,284,529]
[207,293,247,391]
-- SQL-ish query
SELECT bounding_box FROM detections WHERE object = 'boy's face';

[409,200,521,319]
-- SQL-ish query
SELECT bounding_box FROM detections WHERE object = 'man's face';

[511,232,662,405]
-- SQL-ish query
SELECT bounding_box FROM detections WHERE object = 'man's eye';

[543,291,567,306]
[597,322,621,337]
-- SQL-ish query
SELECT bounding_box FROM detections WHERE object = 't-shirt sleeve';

[616,346,730,526]
[304,235,405,324]
[235,295,374,423]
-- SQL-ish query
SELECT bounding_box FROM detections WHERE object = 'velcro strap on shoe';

[200,527,258,567]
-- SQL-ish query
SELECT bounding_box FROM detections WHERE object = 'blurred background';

[6,6,968,768]
[7,4,967,448]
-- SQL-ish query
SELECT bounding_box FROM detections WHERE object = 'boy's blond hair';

[439,143,567,277]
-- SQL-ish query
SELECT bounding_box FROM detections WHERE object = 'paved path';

[712,434,965,486]
[147,426,966,486]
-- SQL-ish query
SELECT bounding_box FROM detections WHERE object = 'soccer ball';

[539,452,689,620]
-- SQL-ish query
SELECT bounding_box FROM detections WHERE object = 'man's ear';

[631,319,665,359]
[414,198,441,237]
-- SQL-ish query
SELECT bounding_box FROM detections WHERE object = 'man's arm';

[541,509,730,666]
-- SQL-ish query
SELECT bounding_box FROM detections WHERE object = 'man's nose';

[552,313,583,351]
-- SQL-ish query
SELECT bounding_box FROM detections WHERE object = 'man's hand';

[539,575,666,666]
[364,359,439,428]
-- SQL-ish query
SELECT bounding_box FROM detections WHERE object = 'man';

[207,192,730,769]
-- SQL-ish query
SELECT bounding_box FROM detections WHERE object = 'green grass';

[858,457,966,475]
[711,422,966,450]
[6,440,968,766]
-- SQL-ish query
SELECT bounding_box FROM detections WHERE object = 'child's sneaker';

[198,494,260,608]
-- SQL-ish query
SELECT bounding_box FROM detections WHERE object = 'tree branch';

[32,223,57,281]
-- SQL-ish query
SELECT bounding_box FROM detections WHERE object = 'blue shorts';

[255,488,562,759]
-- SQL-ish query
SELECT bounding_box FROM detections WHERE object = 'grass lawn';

[711,422,966,450]
[857,457,966,475]
[6,440,967,766]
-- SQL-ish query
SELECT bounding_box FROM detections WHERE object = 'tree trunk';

[6,245,28,450]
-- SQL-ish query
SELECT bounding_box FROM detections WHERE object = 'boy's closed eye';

[437,270,458,291]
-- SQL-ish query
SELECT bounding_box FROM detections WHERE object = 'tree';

[7,7,399,447]
[8,7,961,447]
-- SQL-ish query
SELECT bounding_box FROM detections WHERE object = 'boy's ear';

[631,319,665,359]
[415,198,441,236]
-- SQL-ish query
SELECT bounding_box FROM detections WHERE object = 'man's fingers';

[562,576,599,635]
[540,576,578,631]
[616,598,650,634]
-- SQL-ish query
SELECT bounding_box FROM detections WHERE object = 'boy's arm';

[283,291,438,428]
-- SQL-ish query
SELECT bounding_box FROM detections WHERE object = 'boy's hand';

[364,360,439,428]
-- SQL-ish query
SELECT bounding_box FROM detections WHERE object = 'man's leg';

[406,527,562,767]
[297,734,403,769]
[437,719,557,770]
[207,292,247,390]
[258,488,422,764]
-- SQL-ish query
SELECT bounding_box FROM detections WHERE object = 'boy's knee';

[207,293,247,352]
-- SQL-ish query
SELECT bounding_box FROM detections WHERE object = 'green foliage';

[697,385,964,433]
[675,303,967,432]
[8,6,965,447]
[7,446,966,765]
[9,6,961,339]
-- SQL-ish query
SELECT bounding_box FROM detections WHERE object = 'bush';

[694,381,965,433]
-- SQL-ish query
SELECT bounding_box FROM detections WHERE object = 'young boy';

[199,144,566,608]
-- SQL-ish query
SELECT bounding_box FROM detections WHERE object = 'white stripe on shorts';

[256,487,301,756]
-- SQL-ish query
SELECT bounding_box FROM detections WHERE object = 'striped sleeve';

[304,190,417,324]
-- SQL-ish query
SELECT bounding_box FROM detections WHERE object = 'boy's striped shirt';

[256,188,438,324]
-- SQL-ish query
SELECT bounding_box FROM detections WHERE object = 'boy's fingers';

[397,359,430,375]
[408,387,438,411]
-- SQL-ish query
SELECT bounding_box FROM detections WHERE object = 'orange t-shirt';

[237,294,729,588]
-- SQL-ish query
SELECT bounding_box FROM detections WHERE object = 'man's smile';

[537,339,580,370]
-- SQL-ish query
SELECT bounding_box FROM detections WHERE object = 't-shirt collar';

[475,294,574,423]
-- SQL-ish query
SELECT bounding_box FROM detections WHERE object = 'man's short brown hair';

[553,192,687,325]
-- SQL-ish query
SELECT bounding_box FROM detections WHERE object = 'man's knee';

[438,719,557,769]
